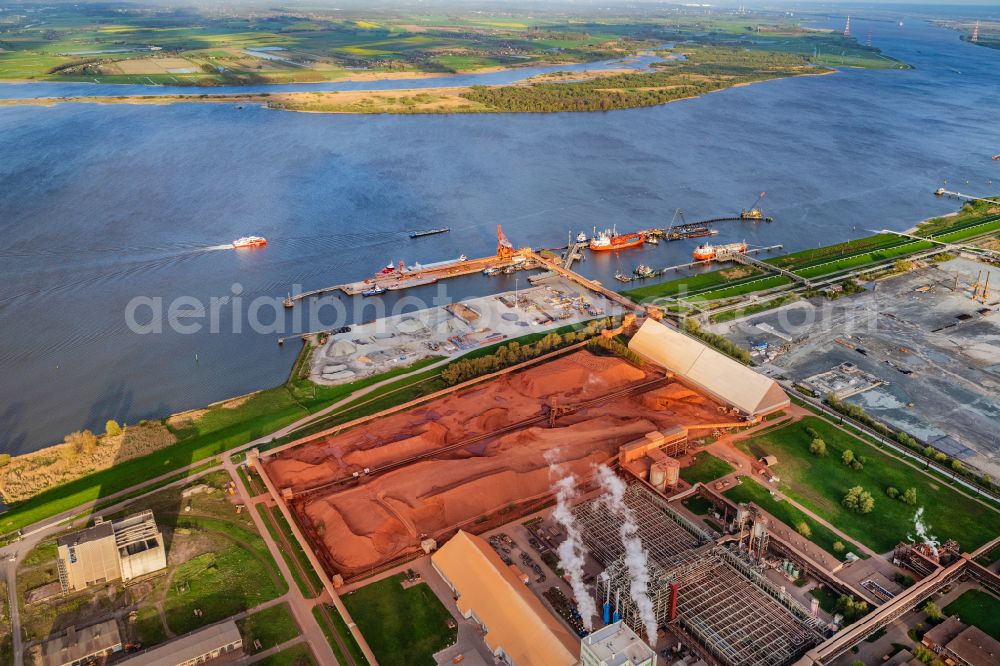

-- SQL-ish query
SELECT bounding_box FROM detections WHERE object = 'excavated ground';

[265,351,726,576]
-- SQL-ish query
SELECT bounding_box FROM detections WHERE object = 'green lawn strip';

[790,398,1000,511]
[255,504,312,598]
[342,574,456,666]
[254,643,317,666]
[709,294,798,323]
[736,417,999,553]
[132,606,168,648]
[682,496,715,516]
[680,453,735,485]
[313,604,366,665]
[943,589,1000,640]
[237,602,301,652]
[724,477,861,561]
[684,275,791,302]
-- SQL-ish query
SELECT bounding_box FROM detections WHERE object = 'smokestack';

[603,575,612,625]
[613,589,621,623]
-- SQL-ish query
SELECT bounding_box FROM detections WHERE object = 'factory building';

[575,481,825,666]
[123,620,244,666]
[581,621,655,666]
[922,616,1000,666]
[57,510,167,592]
[431,530,580,666]
[628,319,789,418]
[41,619,122,666]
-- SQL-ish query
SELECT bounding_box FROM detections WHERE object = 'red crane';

[497,224,515,259]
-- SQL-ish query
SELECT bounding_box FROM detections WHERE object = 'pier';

[615,245,785,283]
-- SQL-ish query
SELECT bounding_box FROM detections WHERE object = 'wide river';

[1,17,998,454]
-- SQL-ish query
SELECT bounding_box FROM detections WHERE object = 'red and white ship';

[232,236,267,249]
[693,241,748,261]
[589,227,645,251]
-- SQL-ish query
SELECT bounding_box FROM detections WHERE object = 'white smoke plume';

[596,464,658,643]
[546,452,597,630]
[909,507,940,556]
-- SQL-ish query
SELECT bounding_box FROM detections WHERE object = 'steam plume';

[546,452,597,630]
[909,507,940,556]
[596,464,658,642]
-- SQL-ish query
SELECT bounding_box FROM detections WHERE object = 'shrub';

[842,486,875,514]
[105,420,122,437]
[924,600,943,622]
[901,487,918,506]
[833,541,845,553]
[809,438,827,457]
[951,459,963,473]
[834,594,870,623]
[850,460,863,471]
[796,521,812,538]
[886,487,899,499]
[841,449,855,465]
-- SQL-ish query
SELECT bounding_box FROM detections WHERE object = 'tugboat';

[483,267,501,276]
[361,285,386,296]
[646,235,659,245]
[576,231,589,243]
[589,226,645,252]
[232,236,267,249]
[633,264,655,279]
[614,270,632,283]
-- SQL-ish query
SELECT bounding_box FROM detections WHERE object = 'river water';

[1,17,998,454]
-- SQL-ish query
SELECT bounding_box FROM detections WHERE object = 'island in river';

[2,46,838,115]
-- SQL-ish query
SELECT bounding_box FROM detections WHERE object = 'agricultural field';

[342,573,456,666]
[0,5,904,87]
[734,417,1000,553]
[14,471,286,650]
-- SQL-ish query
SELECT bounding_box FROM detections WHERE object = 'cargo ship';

[232,236,267,249]
[693,241,748,261]
[589,228,645,252]
[409,228,450,238]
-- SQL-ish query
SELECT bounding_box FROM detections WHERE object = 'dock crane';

[496,224,515,259]
[740,192,769,221]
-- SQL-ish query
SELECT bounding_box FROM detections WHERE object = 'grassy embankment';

[734,417,1000,553]
[237,603,301,654]
[622,202,1000,307]
[342,573,456,666]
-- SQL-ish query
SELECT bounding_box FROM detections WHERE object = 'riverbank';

[0,55,831,115]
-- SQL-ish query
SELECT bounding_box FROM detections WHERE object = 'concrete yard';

[308,274,626,384]
[715,258,1000,478]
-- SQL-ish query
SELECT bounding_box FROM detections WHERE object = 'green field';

[254,644,317,666]
[256,504,324,597]
[943,589,1000,640]
[314,604,370,666]
[725,476,862,560]
[680,453,735,485]
[238,603,301,652]
[682,495,716,516]
[342,574,456,666]
[735,417,1000,553]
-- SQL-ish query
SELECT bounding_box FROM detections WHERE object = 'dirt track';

[265,351,726,575]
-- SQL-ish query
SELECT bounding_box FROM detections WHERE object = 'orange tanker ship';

[692,241,748,261]
[589,228,645,251]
